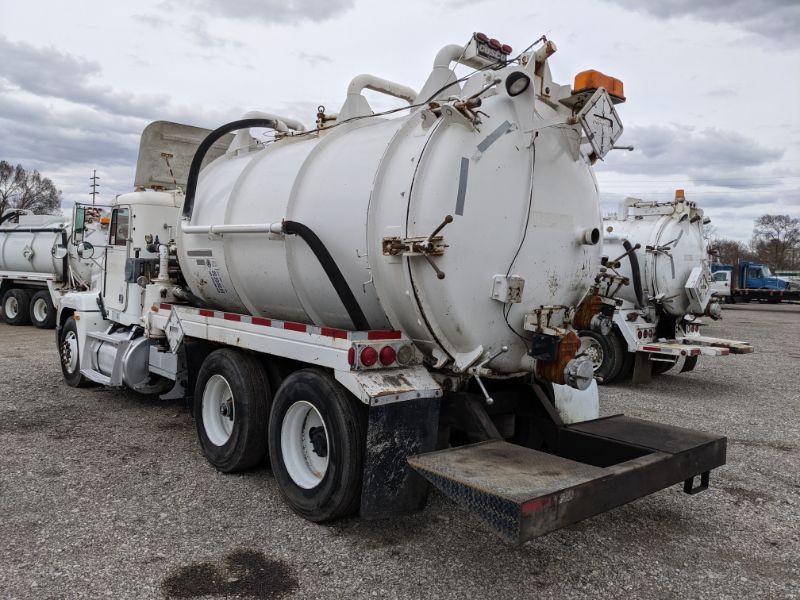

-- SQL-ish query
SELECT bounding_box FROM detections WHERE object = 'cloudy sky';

[0,0,798,240]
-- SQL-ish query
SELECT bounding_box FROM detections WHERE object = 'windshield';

[713,272,728,282]
[762,266,773,277]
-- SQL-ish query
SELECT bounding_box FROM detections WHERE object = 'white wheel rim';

[202,374,235,446]
[5,296,18,319]
[579,336,604,371]
[33,298,48,322]
[281,401,329,489]
[61,331,79,374]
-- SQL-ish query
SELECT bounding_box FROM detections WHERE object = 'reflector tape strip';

[521,495,555,516]
[157,303,402,342]
[455,157,469,216]
[321,327,348,339]
[642,344,701,356]
[367,330,403,340]
[477,120,513,153]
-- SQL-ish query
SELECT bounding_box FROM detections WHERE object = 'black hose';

[283,221,371,331]
[623,239,644,308]
[0,210,23,225]
[182,118,280,220]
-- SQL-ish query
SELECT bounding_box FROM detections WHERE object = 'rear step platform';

[408,415,726,544]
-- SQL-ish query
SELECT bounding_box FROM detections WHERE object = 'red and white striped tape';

[157,303,402,342]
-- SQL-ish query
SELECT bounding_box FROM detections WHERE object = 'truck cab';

[742,262,789,291]
[711,269,731,298]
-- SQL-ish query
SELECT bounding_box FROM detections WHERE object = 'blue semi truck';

[710,261,799,303]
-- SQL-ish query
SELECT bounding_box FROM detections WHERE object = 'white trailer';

[0,207,107,328]
[54,35,726,544]
[579,192,752,384]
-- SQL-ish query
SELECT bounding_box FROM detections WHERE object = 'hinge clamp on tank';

[382,214,453,280]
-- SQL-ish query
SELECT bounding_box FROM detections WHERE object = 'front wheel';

[269,369,367,523]
[58,316,91,387]
[578,330,624,384]
[194,349,271,473]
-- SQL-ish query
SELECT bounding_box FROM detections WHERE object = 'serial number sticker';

[204,258,227,295]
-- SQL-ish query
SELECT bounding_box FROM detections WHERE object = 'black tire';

[1,288,31,326]
[58,316,91,387]
[604,330,627,384]
[269,368,367,523]
[578,330,624,384]
[194,349,271,473]
[652,357,677,375]
[30,290,57,329]
[618,347,635,381]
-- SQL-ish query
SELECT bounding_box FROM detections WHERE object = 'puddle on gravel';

[161,549,298,599]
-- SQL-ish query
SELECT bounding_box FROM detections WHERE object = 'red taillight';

[348,347,355,366]
[637,330,643,339]
[476,32,489,42]
[501,44,512,55]
[489,38,501,49]
[379,346,397,366]
[360,346,378,367]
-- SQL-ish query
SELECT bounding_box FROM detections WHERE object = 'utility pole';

[90,170,100,206]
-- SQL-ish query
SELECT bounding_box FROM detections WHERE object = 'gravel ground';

[0,304,798,599]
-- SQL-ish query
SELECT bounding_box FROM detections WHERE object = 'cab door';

[103,206,131,312]
[746,266,764,289]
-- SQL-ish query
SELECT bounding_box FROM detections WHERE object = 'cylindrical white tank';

[0,210,102,285]
[603,195,709,316]
[176,59,604,375]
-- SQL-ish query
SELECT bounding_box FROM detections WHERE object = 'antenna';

[89,170,100,205]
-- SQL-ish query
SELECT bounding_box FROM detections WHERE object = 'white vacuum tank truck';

[580,191,753,384]
[55,34,726,544]
[0,207,106,328]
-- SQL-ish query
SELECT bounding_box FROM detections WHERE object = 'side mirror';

[76,241,95,259]
[52,245,68,260]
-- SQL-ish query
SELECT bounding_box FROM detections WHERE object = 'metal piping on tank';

[228,111,307,154]
[180,222,284,235]
[338,74,418,121]
[415,44,466,102]
[579,227,600,245]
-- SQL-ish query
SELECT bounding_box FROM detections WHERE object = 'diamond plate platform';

[409,415,726,544]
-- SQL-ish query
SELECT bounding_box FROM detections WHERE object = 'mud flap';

[360,397,441,519]
[632,351,653,384]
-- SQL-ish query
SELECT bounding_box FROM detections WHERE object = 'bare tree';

[0,161,62,217]
[751,214,800,270]
[708,238,752,266]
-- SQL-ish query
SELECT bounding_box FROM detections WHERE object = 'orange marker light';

[573,70,625,101]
